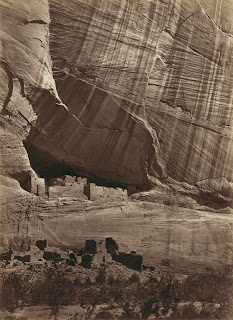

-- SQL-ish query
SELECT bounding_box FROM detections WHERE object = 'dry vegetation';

[1,261,232,319]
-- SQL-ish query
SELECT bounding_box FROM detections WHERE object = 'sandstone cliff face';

[31,201,233,274]
[47,0,233,185]
[0,0,52,185]
[1,0,233,188]
[0,0,233,279]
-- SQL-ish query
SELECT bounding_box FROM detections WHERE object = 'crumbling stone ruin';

[113,251,143,272]
[9,236,31,252]
[36,240,47,251]
[22,174,133,202]
[43,251,61,261]
[85,239,98,254]
[0,236,48,266]
[66,252,77,266]
[106,237,119,254]
[106,238,142,271]
[21,174,46,198]
[1,236,146,272]
[80,254,93,269]
[84,183,127,201]
[80,239,112,268]
[81,238,143,271]
[47,176,88,200]
[90,240,112,264]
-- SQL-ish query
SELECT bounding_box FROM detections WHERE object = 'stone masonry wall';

[85,183,127,201]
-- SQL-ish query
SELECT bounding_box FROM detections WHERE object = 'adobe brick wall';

[47,176,128,201]
[31,176,46,197]
[77,177,87,185]
[48,177,65,186]
[49,181,87,200]
[85,183,127,201]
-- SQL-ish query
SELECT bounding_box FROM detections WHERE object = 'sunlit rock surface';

[2,190,233,274]
[39,201,233,274]
[48,0,233,184]
[0,0,53,184]
[1,0,233,188]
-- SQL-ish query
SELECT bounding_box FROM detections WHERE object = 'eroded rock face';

[0,0,233,276]
[0,0,53,185]
[47,0,233,185]
[5,198,232,274]
[1,0,233,189]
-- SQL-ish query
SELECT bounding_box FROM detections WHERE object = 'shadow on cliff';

[23,141,128,190]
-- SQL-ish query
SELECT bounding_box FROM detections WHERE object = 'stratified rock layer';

[1,0,233,188]
[3,191,233,274]
[47,0,233,185]
[0,0,53,183]
[0,0,233,281]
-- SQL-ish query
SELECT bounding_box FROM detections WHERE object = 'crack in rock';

[23,19,47,25]
[0,60,34,125]
[1,60,14,112]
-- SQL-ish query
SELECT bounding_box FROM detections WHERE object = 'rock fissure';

[51,67,159,141]
[163,28,224,68]
[0,61,38,129]
[158,100,232,135]
[180,10,200,26]
[32,37,46,48]
[1,60,14,111]
[160,99,192,116]
[196,0,233,38]
[23,19,47,25]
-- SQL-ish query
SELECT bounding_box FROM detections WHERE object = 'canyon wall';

[47,0,233,185]
[0,0,233,275]
[1,0,233,189]
[3,195,233,274]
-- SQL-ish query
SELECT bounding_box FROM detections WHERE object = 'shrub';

[95,310,113,319]
[96,267,106,284]
[128,272,140,283]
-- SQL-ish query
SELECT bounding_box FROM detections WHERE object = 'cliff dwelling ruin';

[1,0,233,318]
[1,236,145,272]
[18,173,132,202]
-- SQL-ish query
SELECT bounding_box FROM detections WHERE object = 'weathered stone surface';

[84,183,127,201]
[3,181,232,274]
[0,0,233,287]
[48,182,87,200]
[47,0,233,185]
[22,200,232,274]
[196,177,233,199]
[1,0,232,192]
[0,0,54,180]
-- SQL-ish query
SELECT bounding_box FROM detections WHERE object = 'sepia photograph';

[0,0,233,319]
